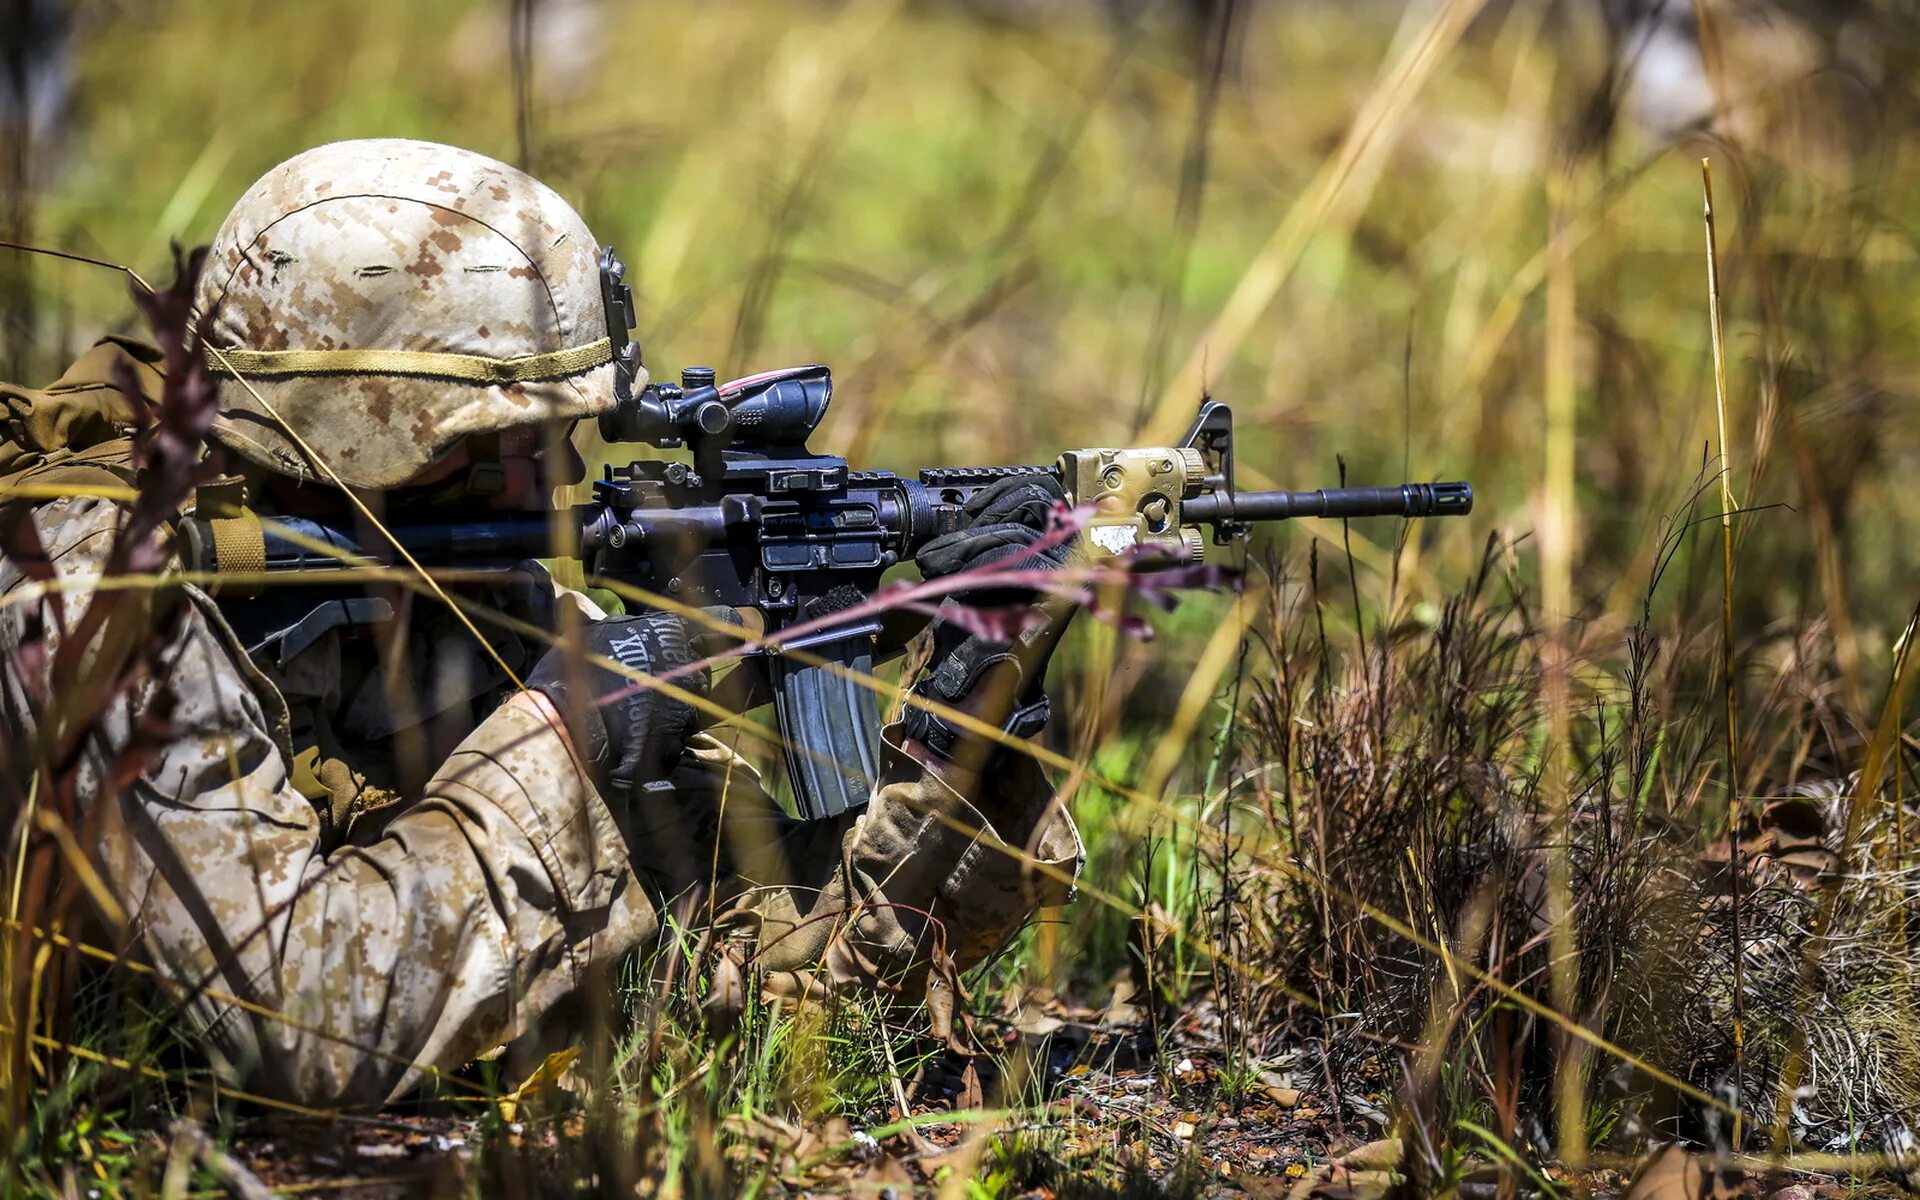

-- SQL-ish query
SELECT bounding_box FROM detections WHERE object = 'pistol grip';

[769,637,885,821]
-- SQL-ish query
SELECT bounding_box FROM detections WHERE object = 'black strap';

[898,689,1049,764]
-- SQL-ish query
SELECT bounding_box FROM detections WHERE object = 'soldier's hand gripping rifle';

[181,363,1471,822]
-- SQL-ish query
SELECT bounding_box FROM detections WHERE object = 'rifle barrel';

[1182,481,1472,524]
[253,515,559,570]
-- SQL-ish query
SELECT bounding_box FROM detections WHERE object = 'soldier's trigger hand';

[687,605,749,660]
[524,613,708,801]
[914,474,1071,604]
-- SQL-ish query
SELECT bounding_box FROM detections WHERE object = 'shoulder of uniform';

[11,494,129,572]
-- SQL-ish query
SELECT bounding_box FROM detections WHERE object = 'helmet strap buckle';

[463,463,508,497]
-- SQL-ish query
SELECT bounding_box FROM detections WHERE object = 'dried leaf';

[1012,1010,1064,1036]
[496,1045,582,1124]
[922,922,976,1055]
[1622,1145,1741,1200]
[703,943,747,1038]
[1102,974,1144,1026]
[955,1060,986,1110]
[1338,1138,1401,1170]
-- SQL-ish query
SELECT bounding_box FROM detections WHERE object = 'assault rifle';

[181,364,1471,821]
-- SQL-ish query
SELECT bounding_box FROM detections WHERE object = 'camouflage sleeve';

[0,497,654,1107]
[702,719,1083,997]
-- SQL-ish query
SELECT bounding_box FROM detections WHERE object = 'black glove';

[525,612,707,800]
[904,474,1075,766]
[913,474,1073,603]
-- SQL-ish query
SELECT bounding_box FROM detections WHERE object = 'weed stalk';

[1701,157,1747,1147]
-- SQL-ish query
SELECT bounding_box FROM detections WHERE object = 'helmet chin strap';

[391,432,511,508]
[458,432,508,497]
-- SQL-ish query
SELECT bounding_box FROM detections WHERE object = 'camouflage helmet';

[195,138,642,489]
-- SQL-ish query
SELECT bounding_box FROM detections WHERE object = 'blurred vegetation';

[12,0,1920,1193]
[18,0,1910,627]
[11,3,1914,613]
[14,0,1918,680]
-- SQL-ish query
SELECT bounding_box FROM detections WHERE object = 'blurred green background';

[11,1,1915,609]
[13,0,1918,643]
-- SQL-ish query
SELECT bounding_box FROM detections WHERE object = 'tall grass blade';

[1542,160,1583,1170]
[1701,156,1746,1145]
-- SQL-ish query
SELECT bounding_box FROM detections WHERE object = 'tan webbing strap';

[207,509,267,578]
[202,337,613,384]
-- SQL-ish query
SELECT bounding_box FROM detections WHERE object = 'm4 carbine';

[181,364,1471,822]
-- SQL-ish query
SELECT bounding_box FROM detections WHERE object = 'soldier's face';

[494,422,587,509]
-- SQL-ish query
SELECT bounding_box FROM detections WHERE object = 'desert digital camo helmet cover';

[195,137,643,489]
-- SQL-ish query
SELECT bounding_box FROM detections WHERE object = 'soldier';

[0,138,1082,1107]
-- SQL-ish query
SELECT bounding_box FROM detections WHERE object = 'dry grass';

[8,0,1920,1195]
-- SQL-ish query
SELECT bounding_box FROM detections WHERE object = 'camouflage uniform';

[0,140,1081,1108]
